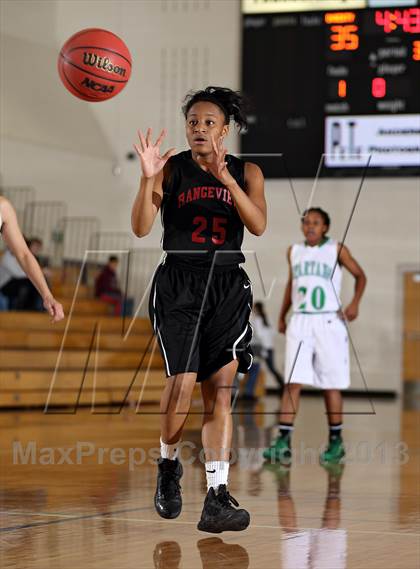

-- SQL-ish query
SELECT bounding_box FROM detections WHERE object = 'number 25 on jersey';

[192,216,227,245]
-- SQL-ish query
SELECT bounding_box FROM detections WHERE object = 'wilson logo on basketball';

[82,52,127,77]
[81,77,115,94]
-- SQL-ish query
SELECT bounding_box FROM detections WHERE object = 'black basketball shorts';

[148,257,254,382]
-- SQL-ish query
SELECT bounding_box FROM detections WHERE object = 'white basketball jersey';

[291,238,342,313]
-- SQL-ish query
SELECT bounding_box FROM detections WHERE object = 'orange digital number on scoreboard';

[330,24,359,51]
[338,80,347,98]
[413,41,420,61]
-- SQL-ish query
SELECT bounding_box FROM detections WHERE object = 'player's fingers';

[211,135,218,155]
[138,130,147,153]
[155,129,166,147]
[145,127,152,147]
[133,144,142,157]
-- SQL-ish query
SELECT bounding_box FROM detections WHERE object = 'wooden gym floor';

[0,396,419,569]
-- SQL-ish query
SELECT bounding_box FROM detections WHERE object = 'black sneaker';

[154,458,183,519]
[197,485,250,533]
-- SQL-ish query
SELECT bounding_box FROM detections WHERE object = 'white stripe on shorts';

[232,323,249,360]
[153,279,171,377]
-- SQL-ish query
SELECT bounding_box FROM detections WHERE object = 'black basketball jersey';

[160,150,246,267]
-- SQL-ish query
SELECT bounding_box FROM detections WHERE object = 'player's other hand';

[43,296,65,323]
[278,318,287,334]
[343,301,358,322]
[198,136,236,187]
[134,128,176,179]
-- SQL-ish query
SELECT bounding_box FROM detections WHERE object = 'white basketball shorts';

[285,313,350,390]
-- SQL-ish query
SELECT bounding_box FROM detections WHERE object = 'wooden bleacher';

[0,280,169,408]
[0,281,264,409]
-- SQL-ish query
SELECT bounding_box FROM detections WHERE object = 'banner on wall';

[367,1,417,7]
[242,0,366,14]
[325,114,420,167]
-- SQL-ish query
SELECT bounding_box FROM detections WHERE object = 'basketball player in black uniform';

[132,87,266,533]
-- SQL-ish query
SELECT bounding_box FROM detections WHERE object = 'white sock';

[160,437,179,460]
[205,461,229,491]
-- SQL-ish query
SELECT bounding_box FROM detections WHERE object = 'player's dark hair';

[108,255,118,263]
[301,208,331,231]
[254,301,269,327]
[182,86,249,132]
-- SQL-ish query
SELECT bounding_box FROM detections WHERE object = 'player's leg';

[154,372,197,519]
[197,359,250,533]
[320,389,345,464]
[263,383,301,464]
[324,389,343,425]
[150,262,203,519]
[314,314,349,464]
[264,315,313,464]
[160,372,197,444]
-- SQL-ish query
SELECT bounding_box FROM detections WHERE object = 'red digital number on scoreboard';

[372,78,386,99]
[375,8,420,34]
[329,24,359,51]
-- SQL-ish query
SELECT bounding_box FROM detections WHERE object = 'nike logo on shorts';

[206,469,216,473]
[243,283,250,289]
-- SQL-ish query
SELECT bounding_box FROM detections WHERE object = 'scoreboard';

[241,1,420,177]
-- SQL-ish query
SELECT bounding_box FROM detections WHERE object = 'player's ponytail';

[182,86,249,132]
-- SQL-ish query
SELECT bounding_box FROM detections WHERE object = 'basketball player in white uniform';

[263,208,366,464]
[0,197,64,322]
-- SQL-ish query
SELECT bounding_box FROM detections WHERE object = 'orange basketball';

[58,28,132,102]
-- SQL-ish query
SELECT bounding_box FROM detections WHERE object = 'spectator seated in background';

[95,256,123,316]
[0,237,46,311]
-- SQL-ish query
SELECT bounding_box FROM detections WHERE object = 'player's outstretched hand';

[43,296,65,323]
[134,128,176,179]
[198,136,236,187]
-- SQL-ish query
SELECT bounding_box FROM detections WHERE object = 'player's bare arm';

[338,243,367,321]
[201,136,266,236]
[0,198,64,322]
[278,246,293,334]
[132,128,175,237]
